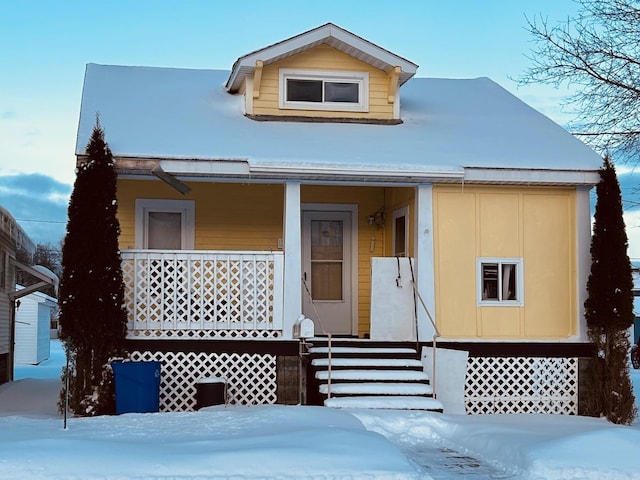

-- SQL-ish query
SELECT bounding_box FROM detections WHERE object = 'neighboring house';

[0,206,56,384]
[14,286,57,365]
[632,265,639,344]
[75,23,602,413]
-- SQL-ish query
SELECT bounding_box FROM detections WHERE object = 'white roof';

[76,63,603,185]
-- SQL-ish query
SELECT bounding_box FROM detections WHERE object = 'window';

[279,69,369,112]
[392,206,409,257]
[135,199,195,250]
[477,258,523,306]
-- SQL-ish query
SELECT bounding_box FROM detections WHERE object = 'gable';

[226,23,417,93]
[227,23,416,123]
[244,45,396,121]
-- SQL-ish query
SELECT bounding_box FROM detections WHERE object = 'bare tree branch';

[519,0,640,163]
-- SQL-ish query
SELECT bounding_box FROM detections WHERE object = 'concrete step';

[309,346,418,358]
[315,369,430,382]
[324,395,444,412]
[319,382,433,396]
[311,357,423,369]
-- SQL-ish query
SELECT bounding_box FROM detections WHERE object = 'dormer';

[225,23,418,124]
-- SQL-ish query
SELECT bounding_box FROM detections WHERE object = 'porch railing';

[121,250,284,337]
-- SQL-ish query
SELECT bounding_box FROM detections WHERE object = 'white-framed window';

[279,68,369,112]
[392,206,409,257]
[477,258,523,306]
[135,199,195,250]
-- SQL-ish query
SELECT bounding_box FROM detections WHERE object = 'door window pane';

[148,211,182,249]
[312,262,343,300]
[310,220,343,300]
[311,221,343,260]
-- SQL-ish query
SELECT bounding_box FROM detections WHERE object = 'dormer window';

[279,69,369,112]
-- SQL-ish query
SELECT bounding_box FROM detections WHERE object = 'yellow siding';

[433,185,577,339]
[251,45,394,120]
[117,179,284,251]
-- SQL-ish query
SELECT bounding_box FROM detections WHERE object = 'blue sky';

[1,0,639,252]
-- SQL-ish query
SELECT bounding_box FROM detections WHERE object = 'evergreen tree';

[583,156,637,424]
[58,120,127,416]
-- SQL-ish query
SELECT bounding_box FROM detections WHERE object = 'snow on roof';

[76,63,603,183]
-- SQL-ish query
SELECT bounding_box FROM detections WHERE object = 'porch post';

[414,184,436,340]
[576,185,592,342]
[282,181,302,339]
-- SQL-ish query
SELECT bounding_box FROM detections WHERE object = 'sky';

[0,340,638,479]
[2,0,640,253]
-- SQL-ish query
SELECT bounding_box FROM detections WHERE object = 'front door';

[302,210,354,335]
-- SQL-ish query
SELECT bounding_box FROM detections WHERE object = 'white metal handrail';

[408,258,440,399]
[301,276,333,399]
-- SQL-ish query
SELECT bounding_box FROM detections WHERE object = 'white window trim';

[279,68,369,112]
[392,205,409,257]
[477,257,524,307]
[135,199,195,249]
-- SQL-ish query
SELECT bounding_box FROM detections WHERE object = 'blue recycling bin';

[112,361,161,414]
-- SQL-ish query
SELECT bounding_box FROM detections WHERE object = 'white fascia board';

[463,168,600,185]
[248,163,464,180]
[325,26,418,75]
[160,159,250,176]
[158,158,462,182]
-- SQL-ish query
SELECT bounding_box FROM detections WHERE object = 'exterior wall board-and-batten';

[433,185,577,339]
[245,45,396,120]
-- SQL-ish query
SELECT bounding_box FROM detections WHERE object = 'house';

[0,206,57,384]
[75,23,602,413]
[14,287,57,365]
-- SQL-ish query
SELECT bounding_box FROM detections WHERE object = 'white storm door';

[302,210,353,335]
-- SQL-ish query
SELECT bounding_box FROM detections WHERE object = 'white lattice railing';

[465,357,578,414]
[121,250,284,338]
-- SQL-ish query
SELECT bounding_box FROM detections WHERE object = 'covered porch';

[118,180,438,342]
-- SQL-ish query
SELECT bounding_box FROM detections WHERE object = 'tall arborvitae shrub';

[583,156,637,424]
[58,121,127,416]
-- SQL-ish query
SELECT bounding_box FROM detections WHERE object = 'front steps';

[306,339,443,412]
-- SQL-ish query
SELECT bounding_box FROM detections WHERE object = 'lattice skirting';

[130,350,277,412]
[465,357,578,415]
[127,329,282,340]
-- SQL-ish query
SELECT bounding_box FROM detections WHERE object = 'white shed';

[14,287,56,365]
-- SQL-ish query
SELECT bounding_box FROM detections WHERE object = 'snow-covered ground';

[0,340,638,479]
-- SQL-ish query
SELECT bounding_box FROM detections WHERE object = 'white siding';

[0,294,9,356]
[14,293,53,365]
